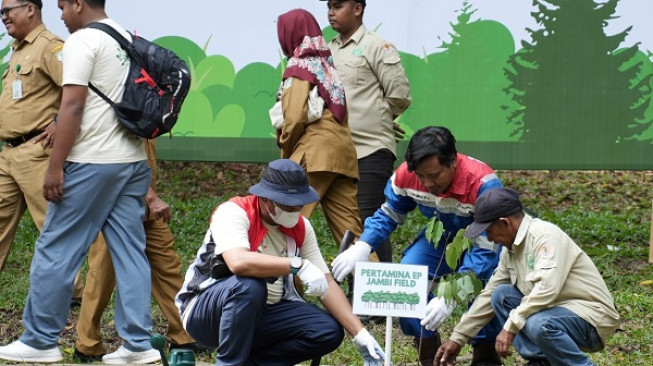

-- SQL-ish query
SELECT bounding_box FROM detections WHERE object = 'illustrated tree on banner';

[402,1,517,141]
[504,0,652,158]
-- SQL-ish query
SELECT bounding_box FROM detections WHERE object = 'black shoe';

[525,359,552,366]
[73,348,104,363]
[70,297,82,309]
[359,315,386,325]
[169,342,213,354]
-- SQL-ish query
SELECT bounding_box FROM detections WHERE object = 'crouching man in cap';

[175,159,385,365]
[435,187,620,366]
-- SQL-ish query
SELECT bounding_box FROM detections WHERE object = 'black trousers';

[357,148,395,262]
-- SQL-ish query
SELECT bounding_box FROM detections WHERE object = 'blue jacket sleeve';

[359,177,418,250]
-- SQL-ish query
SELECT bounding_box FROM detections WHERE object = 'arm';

[145,187,171,223]
[34,39,64,149]
[221,247,296,279]
[368,42,411,118]
[320,275,365,336]
[42,85,86,202]
[359,172,418,250]
[279,78,310,158]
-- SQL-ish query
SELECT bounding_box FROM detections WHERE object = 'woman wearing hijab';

[276,9,363,249]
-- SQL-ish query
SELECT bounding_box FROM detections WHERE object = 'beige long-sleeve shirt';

[280,77,358,179]
[329,25,411,159]
[451,214,620,346]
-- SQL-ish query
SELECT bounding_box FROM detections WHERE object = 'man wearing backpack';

[176,159,385,366]
[0,0,158,363]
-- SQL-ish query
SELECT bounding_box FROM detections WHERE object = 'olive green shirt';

[0,24,63,140]
[329,25,411,159]
[451,214,620,346]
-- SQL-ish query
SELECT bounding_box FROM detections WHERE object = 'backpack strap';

[84,22,139,105]
[85,22,135,58]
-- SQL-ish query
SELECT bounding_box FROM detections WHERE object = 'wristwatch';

[289,257,303,275]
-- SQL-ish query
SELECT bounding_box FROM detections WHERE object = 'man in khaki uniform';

[324,0,411,264]
[74,139,196,362]
[436,188,620,366]
[0,0,83,299]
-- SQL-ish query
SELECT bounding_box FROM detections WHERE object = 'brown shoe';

[413,334,441,366]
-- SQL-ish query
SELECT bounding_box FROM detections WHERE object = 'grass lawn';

[0,163,651,365]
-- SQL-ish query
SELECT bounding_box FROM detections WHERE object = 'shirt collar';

[440,153,467,197]
[333,24,367,47]
[13,23,47,50]
[512,214,533,248]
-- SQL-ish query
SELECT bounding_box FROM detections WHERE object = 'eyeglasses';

[0,3,29,17]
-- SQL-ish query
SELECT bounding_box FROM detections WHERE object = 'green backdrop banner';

[1,0,651,169]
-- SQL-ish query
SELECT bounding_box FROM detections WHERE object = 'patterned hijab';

[277,9,347,124]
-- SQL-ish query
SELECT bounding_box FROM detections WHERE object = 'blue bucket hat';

[249,159,319,207]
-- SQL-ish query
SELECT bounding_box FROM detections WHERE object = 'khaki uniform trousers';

[0,142,84,297]
[75,217,194,356]
[300,171,378,261]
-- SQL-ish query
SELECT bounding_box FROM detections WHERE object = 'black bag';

[85,22,191,138]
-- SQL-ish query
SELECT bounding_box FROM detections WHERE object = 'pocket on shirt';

[17,64,34,88]
[342,57,366,87]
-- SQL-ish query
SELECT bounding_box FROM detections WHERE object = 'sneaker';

[73,348,104,363]
[0,340,63,363]
[102,345,161,364]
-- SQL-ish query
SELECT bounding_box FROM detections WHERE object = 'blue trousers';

[491,284,604,366]
[20,161,152,351]
[399,230,501,344]
[185,276,344,366]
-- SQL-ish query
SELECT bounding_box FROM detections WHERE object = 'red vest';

[226,195,305,252]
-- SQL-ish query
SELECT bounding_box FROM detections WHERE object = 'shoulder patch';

[51,45,63,54]
[538,245,555,259]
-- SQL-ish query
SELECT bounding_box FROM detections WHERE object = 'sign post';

[353,262,429,364]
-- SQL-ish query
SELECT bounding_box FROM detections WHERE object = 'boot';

[413,334,441,366]
[471,342,502,366]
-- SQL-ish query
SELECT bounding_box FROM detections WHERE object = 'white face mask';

[268,202,301,228]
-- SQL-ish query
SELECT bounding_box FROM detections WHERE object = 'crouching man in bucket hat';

[175,159,385,365]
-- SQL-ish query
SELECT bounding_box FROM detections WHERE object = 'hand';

[393,122,406,143]
[331,241,372,282]
[43,166,64,203]
[434,341,462,366]
[34,121,56,148]
[421,297,456,331]
[146,190,172,222]
[353,328,385,366]
[495,329,515,358]
[297,260,328,298]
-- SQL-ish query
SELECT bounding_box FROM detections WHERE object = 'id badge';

[12,79,23,100]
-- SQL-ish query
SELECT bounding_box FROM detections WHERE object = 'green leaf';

[425,218,444,246]
[445,243,460,270]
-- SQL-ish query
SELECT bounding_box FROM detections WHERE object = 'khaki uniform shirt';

[280,78,358,179]
[0,24,63,140]
[329,25,411,159]
[451,215,620,346]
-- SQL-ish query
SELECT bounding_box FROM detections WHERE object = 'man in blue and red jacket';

[332,126,503,366]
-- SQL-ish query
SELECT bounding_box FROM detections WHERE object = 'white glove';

[332,241,372,282]
[420,297,456,331]
[353,328,386,366]
[297,260,328,298]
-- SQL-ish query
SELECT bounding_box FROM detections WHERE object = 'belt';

[3,130,44,147]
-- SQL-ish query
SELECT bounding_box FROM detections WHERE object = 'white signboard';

[353,262,428,319]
